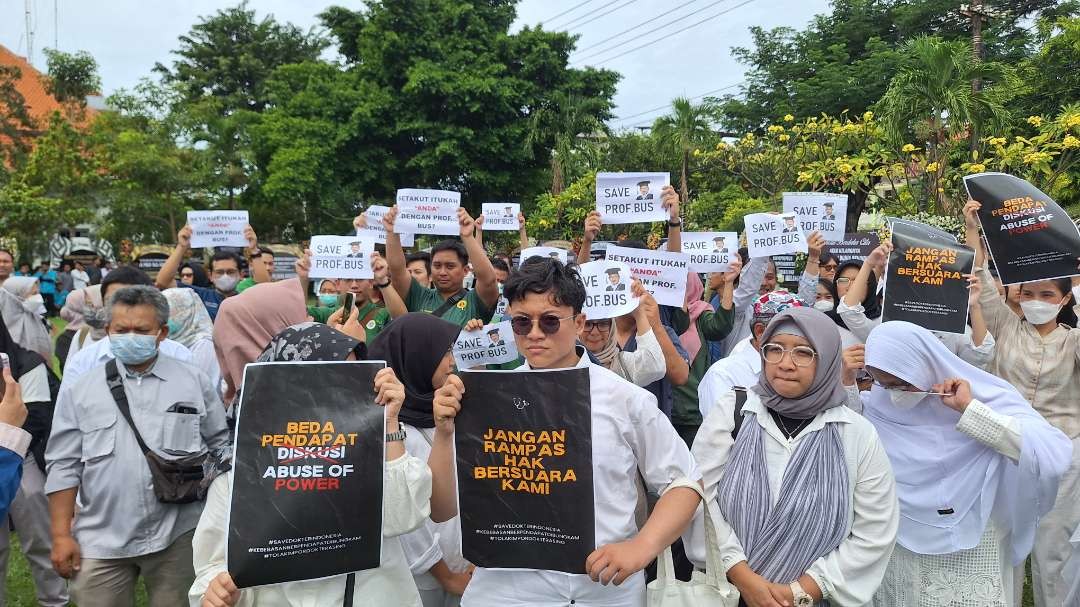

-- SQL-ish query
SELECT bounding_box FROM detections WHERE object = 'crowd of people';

[0,185,1076,607]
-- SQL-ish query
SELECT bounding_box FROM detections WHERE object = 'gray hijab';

[753,307,847,419]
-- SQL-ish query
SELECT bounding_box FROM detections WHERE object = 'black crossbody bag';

[105,360,207,504]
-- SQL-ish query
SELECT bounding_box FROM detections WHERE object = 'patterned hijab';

[258,322,365,363]
[163,288,214,349]
[718,307,851,585]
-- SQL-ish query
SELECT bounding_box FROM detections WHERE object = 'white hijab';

[0,277,52,362]
[863,321,1072,564]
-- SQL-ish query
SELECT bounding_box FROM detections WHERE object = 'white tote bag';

[646,479,739,607]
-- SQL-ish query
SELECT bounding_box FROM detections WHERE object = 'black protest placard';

[824,232,881,265]
[455,368,593,574]
[883,221,975,334]
[228,362,386,588]
[964,172,1080,284]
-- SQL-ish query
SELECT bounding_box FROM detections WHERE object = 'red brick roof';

[0,43,98,132]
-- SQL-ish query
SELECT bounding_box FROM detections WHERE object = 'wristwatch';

[375,280,392,289]
[790,581,814,607]
[667,218,682,227]
[386,428,407,442]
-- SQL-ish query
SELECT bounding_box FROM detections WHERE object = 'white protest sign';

[492,296,509,320]
[187,210,249,248]
[680,232,738,273]
[308,235,375,280]
[604,245,690,307]
[361,205,414,247]
[744,212,808,258]
[452,320,520,369]
[578,260,639,320]
[595,172,670,224]
[394,189,461,236]
[782,192,847,242]
[481,203,521,231]
[518,247,568,266]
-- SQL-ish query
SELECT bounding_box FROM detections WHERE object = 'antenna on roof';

[24,0,34,64]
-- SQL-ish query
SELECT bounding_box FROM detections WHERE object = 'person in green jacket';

[668,257,741,446]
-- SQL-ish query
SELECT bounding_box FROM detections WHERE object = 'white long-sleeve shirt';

[697,336,760,421]
[461,350,700,607]
[686,389,899,606]
[189,454,432,607]
[714,257,768,358]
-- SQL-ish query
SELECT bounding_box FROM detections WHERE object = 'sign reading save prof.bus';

[594,172,670,224]
[394,189,461,236]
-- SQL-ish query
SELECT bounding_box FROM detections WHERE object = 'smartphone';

[339,292,355,319]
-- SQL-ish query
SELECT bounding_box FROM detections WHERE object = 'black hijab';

[368,312,460,428]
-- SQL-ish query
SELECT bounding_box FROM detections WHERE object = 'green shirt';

[405,278,493,327]
[235,277,258,293]
[308,301,390,343]
[669,305,735,428]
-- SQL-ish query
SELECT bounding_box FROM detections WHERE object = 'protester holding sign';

[384,207,500,327]
[576,185,684,265]
[594,172,672,224]
[851,321,1071,607]
[295,250,405,343]
[368,313,476,606]
[687,307,899,607]
[964,199,1080,605]
[156,223,271,321]
[191,323,431,607]
[427,259,701,606]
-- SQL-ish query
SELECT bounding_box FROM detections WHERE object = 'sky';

[0,0,830,130]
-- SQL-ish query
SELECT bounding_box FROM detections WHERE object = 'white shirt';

[610,327,667,387]
[17,364,50,403]
[188,337,223,401]
[687,389,899,606]
[697,336,760,420]
[60,336,193,394]
[189,454,431,607]
[715,257,768,358]
[70,269,89,291]
[462,350,700,607]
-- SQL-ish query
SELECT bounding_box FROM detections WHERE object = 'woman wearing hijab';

[213,278,308,408]
[164,288,222,396]
[191,323,430,607]
[688,307,899,606]
[368,313,474,607]
[850,321,1072,606]
[0,277,51,362]
[669,264,737,446]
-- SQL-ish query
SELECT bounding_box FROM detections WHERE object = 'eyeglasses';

[761,343,818,367]
[510,313,576,336]
[180,272,194,278]
[821,264,838,272]
[835,277,851,286]
[583,319,612,333]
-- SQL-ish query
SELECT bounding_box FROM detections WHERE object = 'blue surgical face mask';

[318,294,338,307]
[110,333,160,365]
[166,319,181,337]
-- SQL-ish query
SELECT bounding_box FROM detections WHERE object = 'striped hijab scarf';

[716,308,851,584]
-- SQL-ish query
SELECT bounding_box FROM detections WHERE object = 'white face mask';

[1020,300,1061,325]
[1072,285,1080,306]
[213,274,240,293]
[23,294,46,317]
[888,389,927,410]
[813,299,835,312]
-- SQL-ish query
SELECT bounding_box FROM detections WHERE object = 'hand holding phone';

[338,292,356,320]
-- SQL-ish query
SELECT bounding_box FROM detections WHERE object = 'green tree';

[878,36,1015,209]
[525,93,609,195]
[0,181,89,260]
[652,97,714,203]
[42,48,101,120]
[0,65,36,170]
[19,112,101,209]
[1014,16,1080,119]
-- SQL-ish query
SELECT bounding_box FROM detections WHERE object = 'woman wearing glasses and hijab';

[847,321,1071,607]
[688,307,899,606]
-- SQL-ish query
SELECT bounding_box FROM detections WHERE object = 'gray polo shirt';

[45,354,230,559]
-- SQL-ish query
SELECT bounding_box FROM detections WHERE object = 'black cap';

[605,267,621,275]
[636,180,650,187]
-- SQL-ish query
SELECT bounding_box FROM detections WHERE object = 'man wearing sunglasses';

[428,258,701,606]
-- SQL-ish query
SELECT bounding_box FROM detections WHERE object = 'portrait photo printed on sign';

[518,246,569,267]
[394,189,461,236]
[187,210,249,249]
[481,203,521,231]
[453,320,520,369]
[307,236,375,280]
[360,205,415,247]
[744,212,809,258]
[782,192,848,242]
[964,172,1080,285]
[679,232,738,273]
[578,260,639,320]
[455,367,594,574]
[603,245,690,308]
[882,220,975,334]
[594,172,671,224]
[227,362,386,588]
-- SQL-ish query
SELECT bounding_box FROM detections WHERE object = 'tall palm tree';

[878,36,1015,210]
[525,93,609,195]
[652,98,714,203]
